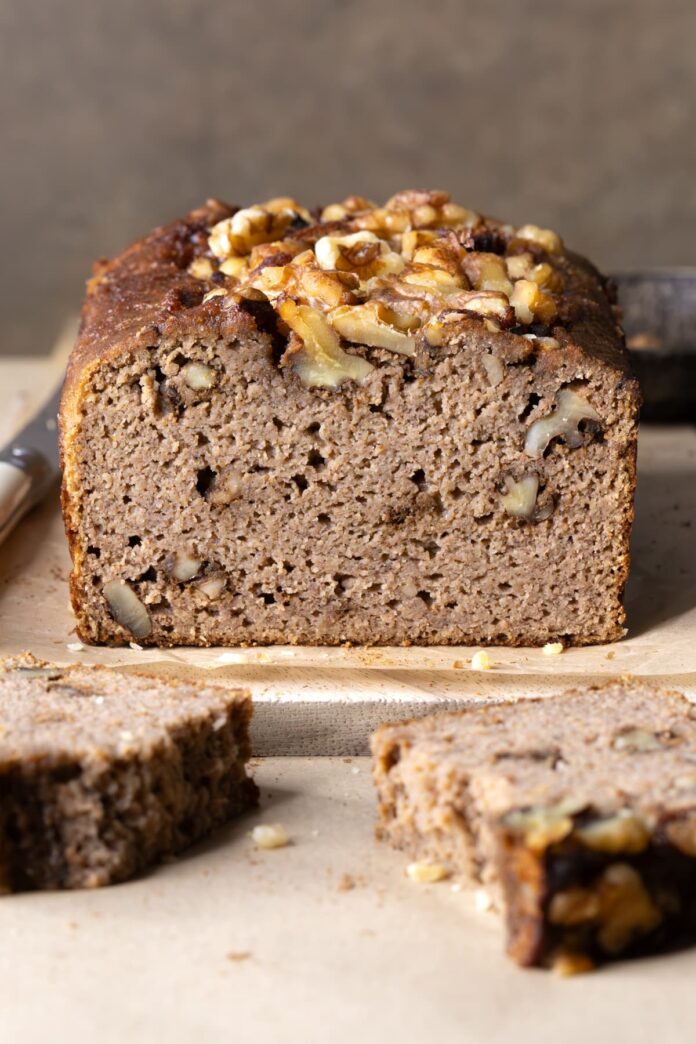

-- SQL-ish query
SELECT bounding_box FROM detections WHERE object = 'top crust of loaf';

[60,190,636,463]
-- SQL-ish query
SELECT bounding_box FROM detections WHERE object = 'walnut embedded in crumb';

[542,642,564,656]
[103,580,152,640]
[525,388,602,458]
[251,824,290,849]
[406,861,449,883]
[471,650,492,671]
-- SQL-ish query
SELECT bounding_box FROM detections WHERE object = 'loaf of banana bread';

[0,655,257,891]
[60,190,639,647]
[372,682,696,972]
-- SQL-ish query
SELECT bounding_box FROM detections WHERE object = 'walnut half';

[499,474,555,522]
[524,388,602,458]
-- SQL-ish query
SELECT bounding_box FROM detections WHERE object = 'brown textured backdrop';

[1,0,695,356]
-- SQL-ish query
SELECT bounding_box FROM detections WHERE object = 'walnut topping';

[550,865,662,958]
[462,253,513,296]
[188,257,214,280]
[502,798,587,851]
[206,191,568,388]
[329,302,416,356]
[664,813,696,857]
[549,887,601,926]
[510,278,557,325]
[515,223,564,255]
[209,198,310,259]
[576,810,651,854]
[314,231,404,280]
[103,580,152,640]
[595,864,662,954]
[219,256,249,279]
[524,388,602,458]
[278,300,374,389]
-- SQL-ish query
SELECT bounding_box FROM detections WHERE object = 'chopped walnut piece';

[209,200,308,259]
[329,302,416,356]
[168,552,202,582]
[103,580,152,640]
[505,253,534,281]
[510,278,557,325]
[549,887,601,926]
[613,728,665,753]
[462,253,513,296]
[188,257,214,280]
[576,810,651,854]
[198,576,226,600]
[595,863,662,954]
[524,388,602,458]
[515,223,563,255]
[279,300,374,389]
[219,256,249,279]
[321,196,377,221]
[481,353,505,387]
[664,813,696,857]
[502,799,587,852]
[400,229,438,261]
[315,231,405,280]
[500,474,539,519]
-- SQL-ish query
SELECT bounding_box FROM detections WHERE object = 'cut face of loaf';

[372,682,696,972]
[60,190,639,647]
[0,654,257,891]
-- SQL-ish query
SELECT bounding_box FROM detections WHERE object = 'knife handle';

[0,448,55,546]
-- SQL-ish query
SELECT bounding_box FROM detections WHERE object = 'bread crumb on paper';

[471,651,492,671]
[251,824,289,849]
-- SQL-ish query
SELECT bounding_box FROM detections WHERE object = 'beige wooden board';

[0,342,695,752]
[2,755,696,1044]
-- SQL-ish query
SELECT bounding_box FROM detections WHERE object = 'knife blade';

[0,383,62,545]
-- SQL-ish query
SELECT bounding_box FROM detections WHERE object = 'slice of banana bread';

[372,682,696,972]
[60,190,639,648]
[0,655,257,891]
